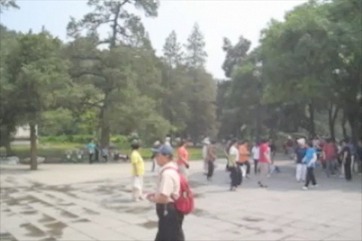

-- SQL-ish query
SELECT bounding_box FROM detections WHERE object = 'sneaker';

[302,186,308,190]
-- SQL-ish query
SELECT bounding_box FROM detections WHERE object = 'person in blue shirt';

[302,141,318,190]
[86,140,96,164]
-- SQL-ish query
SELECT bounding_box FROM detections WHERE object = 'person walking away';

[228,139,240,191]
[341,138,353,181]
[286,136,294,159]
[202,138,210,175]
[269,140,280,174]
[295,138,307,182]
[101,146,109,163]
[206,140,217,181]
[147,145,185,241]
[86,140,96,164]
[258,139,271,188]
[130,142,145,201]
[322,138,338,177]
[177,140,189,178]
[251,142,260,175]
[237,140,250,178]
[302,142,318,190]
[151,140,161,172]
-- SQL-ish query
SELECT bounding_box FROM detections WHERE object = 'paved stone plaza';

[1,160,361,241]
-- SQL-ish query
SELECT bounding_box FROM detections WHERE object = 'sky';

[1,0,307,79]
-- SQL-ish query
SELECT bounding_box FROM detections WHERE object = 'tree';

[67,0,158,48]
[161,31,190,138]
[6,32,70,170]
[66,0,160,147]
[222,36,251,78]
[183,24,217,141]
[0,25,20,155]
[163,30,184,68]
[260,1,336,137]
[0,0,19,13]
[185,23,207,69]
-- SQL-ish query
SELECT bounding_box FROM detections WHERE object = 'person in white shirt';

[228,139,241,191]
[202,138,210,174]
[251,142,260,175]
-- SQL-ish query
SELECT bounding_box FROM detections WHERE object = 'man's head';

[131,139,140,150]
[306,141,313,148]
[297,138,306,147]
[155,145,174,166]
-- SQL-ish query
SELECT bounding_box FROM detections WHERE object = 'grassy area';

[6,142,204,162]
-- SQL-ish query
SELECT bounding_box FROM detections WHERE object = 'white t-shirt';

[229,145,239,164]
[202,145,208,160]
[157,162,180,202]
[252,146,260,160]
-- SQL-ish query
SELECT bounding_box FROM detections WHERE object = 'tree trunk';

[342,113,348,139]
[30,123,37,170]
[5,139,12,157]
[99,103,110,148]
[328,104,339,140]
[308,103,316,137]
[347,113,358,144]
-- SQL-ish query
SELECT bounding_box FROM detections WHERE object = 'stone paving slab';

[1,160,361,241]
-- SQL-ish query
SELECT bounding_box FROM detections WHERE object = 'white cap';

[297,138,305,145]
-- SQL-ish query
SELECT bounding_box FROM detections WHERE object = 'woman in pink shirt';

[177,140,189,178]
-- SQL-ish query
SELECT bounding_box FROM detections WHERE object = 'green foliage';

[0,0,19,13]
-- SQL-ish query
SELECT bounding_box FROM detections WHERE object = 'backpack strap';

[159,166,181,201]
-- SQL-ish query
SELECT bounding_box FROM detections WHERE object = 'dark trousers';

[239,161,251,175]
[344,159,352,181]
[89,153,93,164]
[207,161,215,180]
[230,166,242,188]
[155,203,184,241]
[254,159,259,174]
[305,167,316,187]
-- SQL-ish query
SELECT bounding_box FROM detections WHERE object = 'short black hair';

[131,143,140,150]
[306,141,313,147]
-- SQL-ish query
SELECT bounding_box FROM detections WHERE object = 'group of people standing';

[295,137,361,188]
[222,139,275,190]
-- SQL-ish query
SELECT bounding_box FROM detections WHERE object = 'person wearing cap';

[146,145,185,241]
[130,141,145,202]
[295,138,307,182]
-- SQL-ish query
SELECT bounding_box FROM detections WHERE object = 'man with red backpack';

[147,144,194,241]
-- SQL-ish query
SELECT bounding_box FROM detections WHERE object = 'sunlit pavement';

[1,159,361,241]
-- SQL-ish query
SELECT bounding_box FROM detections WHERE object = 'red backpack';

[161,167,194,215]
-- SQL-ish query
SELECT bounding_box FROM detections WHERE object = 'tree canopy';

[1,0,361,169]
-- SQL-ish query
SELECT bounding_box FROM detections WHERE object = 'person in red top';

[322,138,338,177]
[258,139,271,188]
[177,139,189,178]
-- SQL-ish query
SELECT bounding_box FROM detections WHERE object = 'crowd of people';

[83,135,362,241]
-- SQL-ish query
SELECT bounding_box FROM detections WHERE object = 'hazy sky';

[1,0,306,79]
